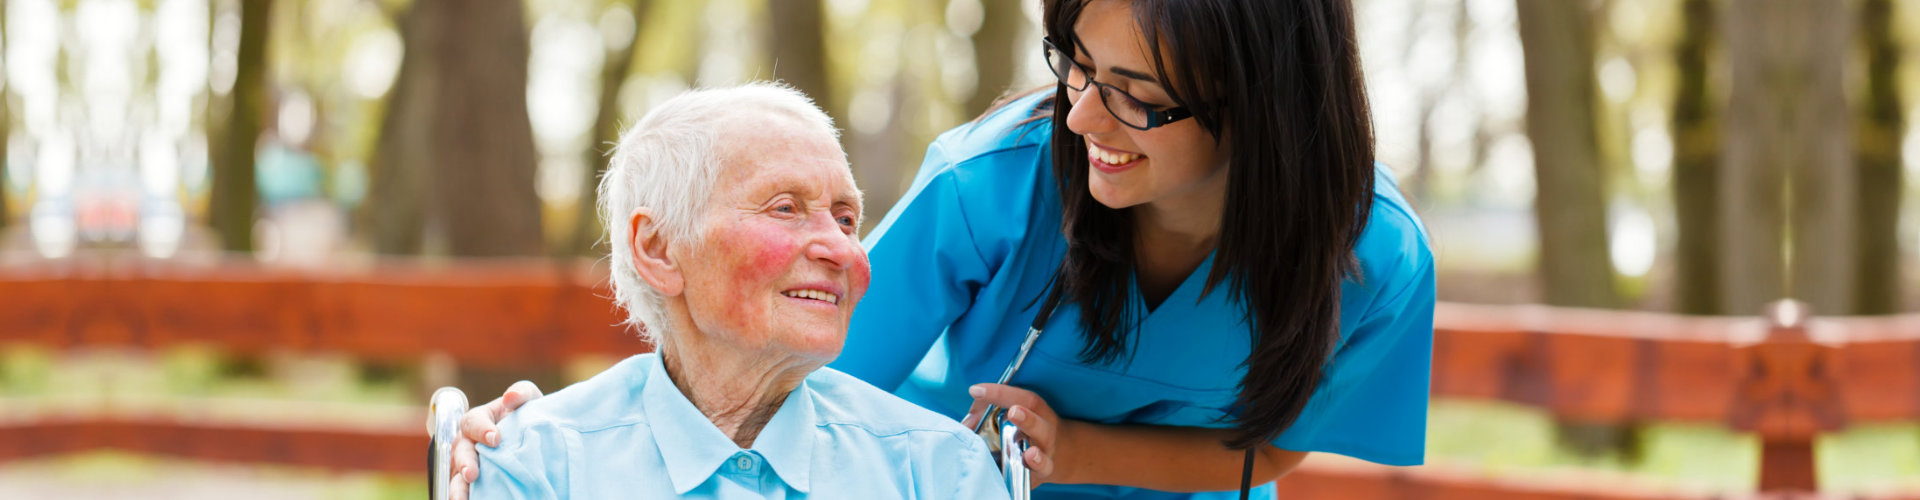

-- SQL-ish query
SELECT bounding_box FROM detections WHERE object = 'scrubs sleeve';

[472,421,571,500]
[1270,225,1436,466]
[831,140,996,391]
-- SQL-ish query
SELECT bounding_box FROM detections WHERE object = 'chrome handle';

[1000,418,1031,500]
[429,387,469,500]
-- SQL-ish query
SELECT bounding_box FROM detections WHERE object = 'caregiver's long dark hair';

[1042,0,1376,450]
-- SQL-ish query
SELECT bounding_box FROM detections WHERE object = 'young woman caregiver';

[450,0,1434,498]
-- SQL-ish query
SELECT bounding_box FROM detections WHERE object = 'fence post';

[1732,300,1844,493]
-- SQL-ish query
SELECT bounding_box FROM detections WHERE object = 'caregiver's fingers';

[462,380,545,447]
[448,466,472,500]
[1023,446,1055,482]
[969,383,1058,422]
[501,380,545,411]
[449,436,479,489]
[1006,405,1055,451]
[960,397,991,429]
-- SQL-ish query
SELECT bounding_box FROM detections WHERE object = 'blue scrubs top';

[830,94,1436,500]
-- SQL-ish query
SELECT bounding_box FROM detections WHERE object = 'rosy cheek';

[845,251,873,304]
[716,222,800,290]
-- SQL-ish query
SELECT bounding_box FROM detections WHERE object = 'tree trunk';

[365,0,545,257]
[0,0,7,231]
[1723,0,1853,315]
[1853,0,1902,315]
[766,0,834,120]
[965,0,1025,116]
[569,0,646,257]
[1516,0,1617,309]
[364,7,433,254]
[1671,0,1719,314]
[210,0,273,253]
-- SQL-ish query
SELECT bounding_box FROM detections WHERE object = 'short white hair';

[600,81,840,350]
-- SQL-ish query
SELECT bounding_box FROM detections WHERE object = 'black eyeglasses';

[1042,37,1193,131]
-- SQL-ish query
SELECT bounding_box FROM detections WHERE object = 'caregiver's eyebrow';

[1107,65,1158,84]
[1072,41,1161,85]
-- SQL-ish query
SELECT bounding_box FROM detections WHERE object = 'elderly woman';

[470,83,1007,499]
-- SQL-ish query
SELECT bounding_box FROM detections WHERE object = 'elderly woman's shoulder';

[497,354,658,432]
[802,366,982,444]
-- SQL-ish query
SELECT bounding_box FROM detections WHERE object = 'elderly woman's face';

[675,117,869,362]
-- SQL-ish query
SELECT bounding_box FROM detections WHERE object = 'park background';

[0,0,1918,498]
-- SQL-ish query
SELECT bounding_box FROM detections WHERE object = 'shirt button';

[736,455,754,471]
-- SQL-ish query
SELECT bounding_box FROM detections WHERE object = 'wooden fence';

[2,261,1917,499]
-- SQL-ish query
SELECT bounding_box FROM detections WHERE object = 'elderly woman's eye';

[837,215,856,227]
[773,202,797,214]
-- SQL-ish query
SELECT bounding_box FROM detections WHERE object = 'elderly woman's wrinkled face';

[674,116,869,362]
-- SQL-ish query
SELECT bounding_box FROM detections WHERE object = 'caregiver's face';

[676,114,869,362]
[1063,0,1231,211]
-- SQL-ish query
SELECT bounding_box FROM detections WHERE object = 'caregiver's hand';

[961,383,1072,484]
[445,380,545,500]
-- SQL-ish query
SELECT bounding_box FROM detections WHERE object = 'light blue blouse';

[831,94,1436,500]
[473,353,1010,499]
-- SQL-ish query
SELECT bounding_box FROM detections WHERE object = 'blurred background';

[0,0,1917,498]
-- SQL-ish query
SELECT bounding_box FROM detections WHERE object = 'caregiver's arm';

[964,384,1307,492]
[1058,422,1307,491]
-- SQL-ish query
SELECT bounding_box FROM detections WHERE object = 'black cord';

[1239,448,1254,500]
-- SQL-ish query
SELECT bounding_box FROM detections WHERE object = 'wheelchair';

[428,386,1033,500]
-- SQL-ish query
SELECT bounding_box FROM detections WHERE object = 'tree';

[1670,0,1719,314]
[1723,0,1853,315]
[1853,0,1903,314]
[0,0,8,232]
[364,0,544,257]
[1516,0,1617,309]
[568,0,646,257]
[965,0,1025,116]
[210,0,274,253]
[767,0,834,121]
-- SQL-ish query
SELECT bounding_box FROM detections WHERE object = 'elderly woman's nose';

[802,214,861,270]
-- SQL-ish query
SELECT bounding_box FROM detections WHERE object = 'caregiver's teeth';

[783,290,839,304]
[1090,143,1139,164]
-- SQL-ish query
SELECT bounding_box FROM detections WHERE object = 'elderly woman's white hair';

[599,82,841,350]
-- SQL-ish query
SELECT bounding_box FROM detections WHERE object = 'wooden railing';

[2,261,1917,499]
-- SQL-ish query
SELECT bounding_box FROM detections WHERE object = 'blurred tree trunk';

[1785,0,1856,315]
[767,0,835,120]
[965,0,1024,116]
[365,0,544,257]
[1519,0,1631,458]
[1671,0,1719,314]
[364,6,433,254]
[569,0,645,257]
[210,0,273,253]
[1854,0,1903,314]
[1516,0,1616,309]
[1723,0,1853,314]
[0,0,7,231]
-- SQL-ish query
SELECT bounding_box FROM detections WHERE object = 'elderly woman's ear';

[626,207,685,296]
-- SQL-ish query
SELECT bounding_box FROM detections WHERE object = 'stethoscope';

[970,272,1258,500]
[970,274,1064,500]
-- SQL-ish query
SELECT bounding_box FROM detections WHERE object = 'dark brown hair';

[1041,0,1376,449]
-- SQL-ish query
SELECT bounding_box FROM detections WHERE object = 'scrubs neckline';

[1130,251,1218,316]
